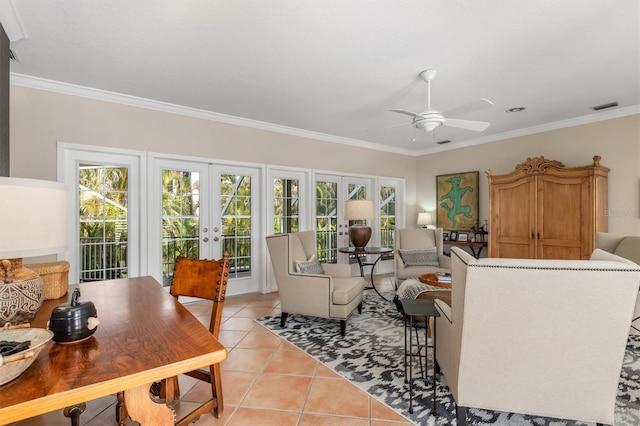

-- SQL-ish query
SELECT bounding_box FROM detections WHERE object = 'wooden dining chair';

[116,253,231,425]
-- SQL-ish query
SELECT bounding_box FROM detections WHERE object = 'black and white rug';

[256,292,640,425]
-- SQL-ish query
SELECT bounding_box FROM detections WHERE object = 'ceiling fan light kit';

[389,69,493,138]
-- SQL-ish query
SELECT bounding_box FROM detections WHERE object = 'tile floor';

[12,275,413,426]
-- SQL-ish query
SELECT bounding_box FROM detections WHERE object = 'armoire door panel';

[490,177,535,258]
[537,176,589,259]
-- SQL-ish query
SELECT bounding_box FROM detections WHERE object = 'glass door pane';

[273,178,300,234]
[161,169,201,285]
[78,164,129,282]
[314,175,373,265]
[380,185,396,251]
[213,165,260,294]
[219,173,252,279]
[315,179,338,263]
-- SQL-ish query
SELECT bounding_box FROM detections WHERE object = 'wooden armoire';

[487,155,608,260]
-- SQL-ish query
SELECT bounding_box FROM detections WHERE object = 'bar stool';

[400,298,440,415]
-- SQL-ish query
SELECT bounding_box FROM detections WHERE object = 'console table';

[444,240,488,259]
[338,246,392,301]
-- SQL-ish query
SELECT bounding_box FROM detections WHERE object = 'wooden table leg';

[124,383,176,425]
[63,403,86,426]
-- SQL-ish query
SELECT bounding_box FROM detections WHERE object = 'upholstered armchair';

[433,247,640,425]
[596,232,640,334]
[394,228,451,283]
[265,231,365,336]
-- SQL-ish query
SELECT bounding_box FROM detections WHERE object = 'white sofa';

[596,232,640,334]
[434,247,640,425]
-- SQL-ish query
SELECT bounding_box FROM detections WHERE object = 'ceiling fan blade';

[384,122,413,129]
[389,109,421,118]
[443,98,494,117]
[444,118,491,132]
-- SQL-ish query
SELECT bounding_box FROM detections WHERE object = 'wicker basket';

[27,261,70,300]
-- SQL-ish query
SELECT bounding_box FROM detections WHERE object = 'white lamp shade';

[344,200,374,220]
[0,177,68,259]
[417,211,433,226]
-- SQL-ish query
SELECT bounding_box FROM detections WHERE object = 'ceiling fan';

[389,69,493,133]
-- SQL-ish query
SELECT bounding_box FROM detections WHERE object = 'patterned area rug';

[256,291,640,425]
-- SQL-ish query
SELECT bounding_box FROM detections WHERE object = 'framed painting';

[436,171,479,231]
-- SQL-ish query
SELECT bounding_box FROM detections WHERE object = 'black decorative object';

[48,288,99,343]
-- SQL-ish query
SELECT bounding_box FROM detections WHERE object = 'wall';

[9,85,640,236]
[9,85,417,219]
[416,114,640,235]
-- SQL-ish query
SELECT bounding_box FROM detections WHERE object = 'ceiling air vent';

[592,102,618,111]
[436,140,451,145]
[8,48,18,62]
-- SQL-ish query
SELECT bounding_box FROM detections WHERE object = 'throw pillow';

[295,254,325,275]
[399,248,439,266]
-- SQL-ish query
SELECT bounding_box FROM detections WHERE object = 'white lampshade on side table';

[345,199,375,250]
[0,177,68,326]
[417,211,436,229]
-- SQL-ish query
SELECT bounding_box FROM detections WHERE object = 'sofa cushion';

[295,254,325,274]
[399,248,439,266]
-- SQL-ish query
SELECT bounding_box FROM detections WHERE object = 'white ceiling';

[2,0,639,155]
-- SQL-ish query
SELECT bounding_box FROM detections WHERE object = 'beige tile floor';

[12,275,413,426]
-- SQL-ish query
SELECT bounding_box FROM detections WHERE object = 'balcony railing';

[80,230,393,284]
[79,237,128,282]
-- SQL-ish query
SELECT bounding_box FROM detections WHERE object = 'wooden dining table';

[0,276,227,425]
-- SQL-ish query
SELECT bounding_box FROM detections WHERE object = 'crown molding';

[414,104,640,156]
[11,73,639,158]
[10,73,417,156]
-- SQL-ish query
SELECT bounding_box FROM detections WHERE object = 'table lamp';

[0,177,68,326]
[417,211,436,229]
[344,199,374,250]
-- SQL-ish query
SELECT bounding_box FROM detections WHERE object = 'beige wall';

[9,85,640,235]
[416,114,640,235]
[9,85,417,221]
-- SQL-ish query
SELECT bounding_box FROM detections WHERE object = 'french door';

[149,157,261,295]
[314,174,374,265]
[60,145,144,283]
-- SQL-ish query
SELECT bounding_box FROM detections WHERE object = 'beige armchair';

[265,231,365,336]
[434,247,640,425]
[394,228,451,283]
[596,232,640,334]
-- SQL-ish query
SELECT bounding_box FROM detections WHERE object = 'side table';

[338,246,392,301]
[400,298,440,415]
[444,240,487,259]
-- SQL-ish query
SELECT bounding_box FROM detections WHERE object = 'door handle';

[213,237,219,242]
[203,237,209,242]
